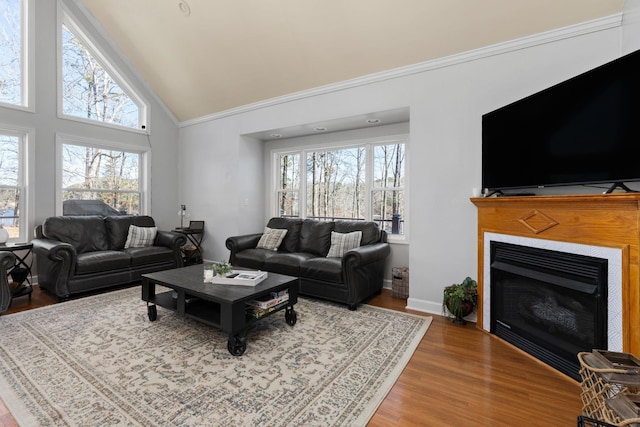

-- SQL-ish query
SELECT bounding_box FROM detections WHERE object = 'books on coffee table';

[246,290,290,318]
[210,270,268,286]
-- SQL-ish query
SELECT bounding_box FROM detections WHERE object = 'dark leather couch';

[0,251,16,314]
[32,215,186,299]
[226,218,390,310]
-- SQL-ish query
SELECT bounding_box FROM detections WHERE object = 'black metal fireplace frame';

[489,241,608,380]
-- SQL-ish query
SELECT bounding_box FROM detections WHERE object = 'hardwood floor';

[0,286,583,426]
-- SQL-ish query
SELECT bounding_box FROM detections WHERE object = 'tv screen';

[482,49,640,192]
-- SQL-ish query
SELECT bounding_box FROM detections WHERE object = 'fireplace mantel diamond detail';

[518,210,559,234]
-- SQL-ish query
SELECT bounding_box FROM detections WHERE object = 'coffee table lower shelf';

[143,284,297,357]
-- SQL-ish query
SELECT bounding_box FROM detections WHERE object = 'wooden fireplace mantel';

[472,193,640,354]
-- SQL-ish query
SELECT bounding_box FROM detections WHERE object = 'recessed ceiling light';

[314,127,327,132]
[270,133,282,138]
[366,119,380,124]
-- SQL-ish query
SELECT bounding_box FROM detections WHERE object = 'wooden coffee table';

[141,264,298,356]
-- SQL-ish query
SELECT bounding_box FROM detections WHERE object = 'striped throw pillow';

[326,231,362,257]
[124,225,157,248]
[256,227,288,251]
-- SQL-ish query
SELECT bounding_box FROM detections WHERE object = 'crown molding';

[180,12,623,129]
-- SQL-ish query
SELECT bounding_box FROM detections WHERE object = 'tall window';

[0,0,26,106]
[278,153,300,217]
[60,141,144,215]
[0,130,25,241]
[60,11,147,130]
[372,143,405,235]
[275,137,407,236]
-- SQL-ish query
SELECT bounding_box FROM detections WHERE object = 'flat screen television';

[482,48,640,193]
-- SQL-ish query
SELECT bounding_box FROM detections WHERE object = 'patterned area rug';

[0,287,431,426]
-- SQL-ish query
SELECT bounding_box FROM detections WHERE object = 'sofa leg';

[348,304,357,311]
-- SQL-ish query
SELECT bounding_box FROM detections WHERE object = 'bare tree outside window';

[62,144,141,214]
[306,147,365,221]
[61,23,140,129]
[278,153,300,217]
[373,143,405,234]
[277,140,406,235]
[0,0,22,105]
[0,134,21,238]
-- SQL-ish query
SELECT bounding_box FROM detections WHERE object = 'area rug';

[0,287,431,426]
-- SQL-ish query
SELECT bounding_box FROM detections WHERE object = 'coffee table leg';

[227,334,247,356]
[147,304,157,321]
[285,306,297,326]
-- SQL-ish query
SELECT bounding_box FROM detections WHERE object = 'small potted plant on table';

[442,276,478,325]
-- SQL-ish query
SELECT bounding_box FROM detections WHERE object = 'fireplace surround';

[472,194,640,377]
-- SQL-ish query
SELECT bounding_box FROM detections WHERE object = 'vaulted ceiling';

[78,0,623,123]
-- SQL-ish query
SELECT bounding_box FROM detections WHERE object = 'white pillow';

[124,225,158,248]
[326,231,362,257]
[256,227,288,251]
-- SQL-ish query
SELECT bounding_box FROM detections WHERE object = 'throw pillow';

[256,227,288,251]
[326,230,362,257]
[124,225,157,248]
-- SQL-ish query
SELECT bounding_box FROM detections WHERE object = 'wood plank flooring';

[0,285,583,426]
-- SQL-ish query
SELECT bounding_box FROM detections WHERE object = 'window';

[59,137,147,215]
[274,136,407,237]
[0,129,26,241]
[0,0,31,108]
[60,9,147,130]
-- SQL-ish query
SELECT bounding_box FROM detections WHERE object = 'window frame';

[271,134,408,242]
[55,133,151,216]
[0,123,34,242]
[0,0,35,111]
[57,2,149,133]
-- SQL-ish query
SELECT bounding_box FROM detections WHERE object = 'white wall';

[0,0,180,235]
[179,8,640,314]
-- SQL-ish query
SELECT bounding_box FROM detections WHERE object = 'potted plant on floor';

[442,276,478,325]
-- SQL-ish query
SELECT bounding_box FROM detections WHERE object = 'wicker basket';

[578,351,640,426]
[391,267,409,298]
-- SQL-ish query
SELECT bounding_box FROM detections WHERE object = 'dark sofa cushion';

[43,215,109,254]
[125,246,174,266]
[264,252,316,277]
[234,248,271,270]
[298,220,334,257]
[105,215,156,250]
[334,221,380,245]
[266,217,303,253]
[300,257,343,283]
[75,250,131,274]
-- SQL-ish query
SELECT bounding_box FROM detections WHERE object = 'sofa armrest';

[0,251,17,314]
[155,231,188,267]
[32,238,77,299]
[226,233,263,264]
[342,242,390,268]
[342,242,390,309]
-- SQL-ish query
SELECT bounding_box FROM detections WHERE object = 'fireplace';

[490,241,608,380]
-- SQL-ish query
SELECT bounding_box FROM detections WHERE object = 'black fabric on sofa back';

[266,217,303,253]
[42,215,109,253]
[105,215,156,250]
[299,220,335,256]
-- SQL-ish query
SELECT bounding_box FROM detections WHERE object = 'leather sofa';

[32,215,186,299]
[0,251,17,314]
[226,218,390,309]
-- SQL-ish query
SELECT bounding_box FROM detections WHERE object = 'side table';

[0,242,34,302]
[172,222,204,265]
